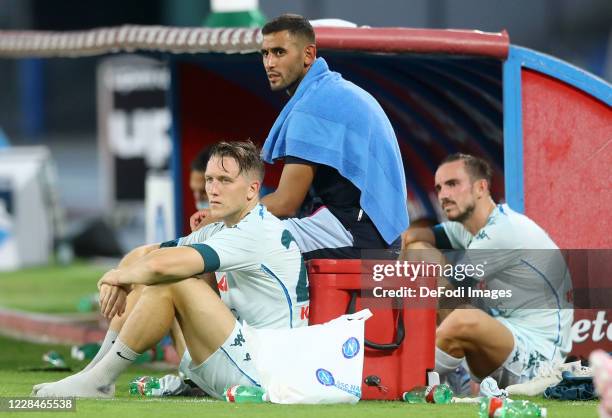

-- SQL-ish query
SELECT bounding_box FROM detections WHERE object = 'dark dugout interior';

[174,51,503,232]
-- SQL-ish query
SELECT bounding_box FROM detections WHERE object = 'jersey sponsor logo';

[218,274,228,292]
[342,337,360,359]
[300,306,310,320]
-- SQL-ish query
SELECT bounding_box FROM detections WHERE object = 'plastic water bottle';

[71,343,101,361]
[133,342,166,364]
[129,376,161,396]
[479,397,547,417]
[76,293,99,312]
[224,385,267,403]
[402,384,453,404]
[42,351,67,368]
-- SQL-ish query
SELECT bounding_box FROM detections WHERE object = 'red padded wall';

[522,68,612,357]
[522,69,611,249]
[178,62,283,234]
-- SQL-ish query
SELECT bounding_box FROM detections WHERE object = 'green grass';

[0,263,602,417]
[0,261,105,313]
[0,335,600,418]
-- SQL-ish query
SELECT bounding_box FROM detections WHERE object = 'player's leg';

[32,249,157,394]
[80,245,159,369]
[96,276,257,399]
[435,308,515,380]
[33,278,236,398]
[280,208,356,259]
[400,241,470,323]
[168,278,259,398]
[33,281,178,397]
[169,277,215,360]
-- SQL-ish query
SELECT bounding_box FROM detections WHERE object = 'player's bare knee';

[439,309,481,340]
[404,241,435,251]
[435,328,464,356]
[140,282,173,299]
[167,277,216,301]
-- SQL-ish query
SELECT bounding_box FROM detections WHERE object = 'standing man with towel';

[191,14,408,259]
[258,14,408,259]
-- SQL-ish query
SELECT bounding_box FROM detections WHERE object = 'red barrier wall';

[178,62,283,234]
[522,68,612,357]
[522,69,611,249]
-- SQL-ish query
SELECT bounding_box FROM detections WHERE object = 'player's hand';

[98,269,121,288]
[99,284,128,319]
[189,208,211,231]
[400,228,414,251]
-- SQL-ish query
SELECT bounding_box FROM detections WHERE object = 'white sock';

[32,329,120,393]
[435,346,464,377]
[33,338,140,398]
[88,338,140,387]
[82,329,119,372]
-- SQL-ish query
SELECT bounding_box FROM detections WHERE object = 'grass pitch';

[0,261,602,417]
[0,261,105,313]
[0,335,599,418]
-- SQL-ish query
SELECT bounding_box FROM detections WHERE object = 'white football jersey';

[440,203,573,360]
[177,203,309,330]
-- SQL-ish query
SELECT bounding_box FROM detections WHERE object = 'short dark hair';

[190,147,210,172]
[440,153,492,186]
[261,14,315,43]
[208,140,265,182]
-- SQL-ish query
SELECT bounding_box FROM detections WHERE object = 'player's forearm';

[116,248,204,286]
[402,227,436,247]
[261,192,299,217]
[117,244,160,269]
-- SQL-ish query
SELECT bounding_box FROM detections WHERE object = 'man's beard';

[447,201,475,223]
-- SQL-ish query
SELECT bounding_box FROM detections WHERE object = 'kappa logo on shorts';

[342,337,360,359]
[230,330,246,347]
[218,275,228,292]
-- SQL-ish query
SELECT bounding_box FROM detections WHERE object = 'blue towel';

[262,58,408,244]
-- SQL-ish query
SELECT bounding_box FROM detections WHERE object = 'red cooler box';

[307,259,436,400]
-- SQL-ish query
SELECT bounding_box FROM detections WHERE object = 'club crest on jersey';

[218,274,228,292]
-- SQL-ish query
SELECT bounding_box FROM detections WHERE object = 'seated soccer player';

[32,140,308,398]
[401,153,573,389]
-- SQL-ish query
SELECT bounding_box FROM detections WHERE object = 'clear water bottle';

[479,397,547,418]
[402,384,453,404]
[224,385,267,403]
[129,376,161,396]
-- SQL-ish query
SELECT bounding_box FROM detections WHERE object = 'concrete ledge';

[0,307,106,345]
[0,307,181,365]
